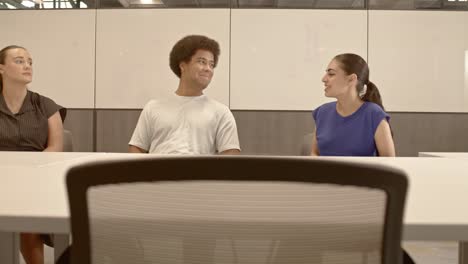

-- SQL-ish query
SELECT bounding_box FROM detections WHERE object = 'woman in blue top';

[311,53,395,157]
[311,53,416,263]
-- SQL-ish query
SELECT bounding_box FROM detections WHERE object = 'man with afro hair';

[129,35,240,154]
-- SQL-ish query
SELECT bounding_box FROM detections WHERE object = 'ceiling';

[1,0,466,10]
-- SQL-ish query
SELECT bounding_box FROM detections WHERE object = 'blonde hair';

[0,45,27,90]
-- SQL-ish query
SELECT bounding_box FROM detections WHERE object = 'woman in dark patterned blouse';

[0,45,63,264]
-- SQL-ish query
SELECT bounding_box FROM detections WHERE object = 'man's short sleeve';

[129,102,153,151]
[215,110,240,153]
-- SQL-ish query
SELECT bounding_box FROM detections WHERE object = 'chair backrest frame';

[67,156,407,264]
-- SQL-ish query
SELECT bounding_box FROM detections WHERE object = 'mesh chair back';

[67,156,407,264]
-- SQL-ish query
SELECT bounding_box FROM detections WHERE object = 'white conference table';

[418,151,468,262]
[0,152,107,263]
[1,152,468,263]
[419,152,468,159]
[330,156,468,264]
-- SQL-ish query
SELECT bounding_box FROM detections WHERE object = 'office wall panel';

[230,9,367,110]
[96,109,141,152]
[235,111,468,156]
[369,11,468,112]
[63,109,94,152]
[233,111,314,155]
[0,10,96,108]
[92,109,468,156]
[95,9,230,109]
[390,112,468,156]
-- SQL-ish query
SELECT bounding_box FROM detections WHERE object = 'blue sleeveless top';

[312,101,389,156]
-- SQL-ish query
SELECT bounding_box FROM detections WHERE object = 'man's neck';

[176,80,204,97]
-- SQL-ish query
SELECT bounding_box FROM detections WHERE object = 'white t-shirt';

[129,93,240,154]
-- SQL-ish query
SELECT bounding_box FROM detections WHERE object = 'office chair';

[63,129,74,152]
[41,129,73,247]
[39,108,74,262]
[66,156,407,264]
[45,129,74,262]
[59,106,74,152]
[300,132,315,156]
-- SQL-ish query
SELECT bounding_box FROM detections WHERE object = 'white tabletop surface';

[0,152,105,233]
[419,152,468,159]
[315,156,468,240]
[1,153,468,242]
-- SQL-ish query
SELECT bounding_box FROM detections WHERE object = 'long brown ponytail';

[333,53,386,110]
[361,81,384,110]
[334,53,392,139]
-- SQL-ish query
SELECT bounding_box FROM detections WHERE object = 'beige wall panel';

[369,11,468,112]
[230,9,367,110]
[95,9,230,109]
[0,10,96,108]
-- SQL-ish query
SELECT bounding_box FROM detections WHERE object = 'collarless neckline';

[174,92,205,100]
[334,101,367,119]
[0,90,31,116]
